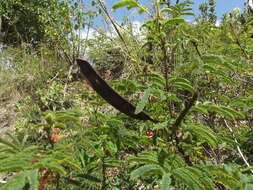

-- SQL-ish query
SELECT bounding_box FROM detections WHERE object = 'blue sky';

[93,0,244,24]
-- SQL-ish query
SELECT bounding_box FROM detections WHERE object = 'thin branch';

[96,0,131,56]
[229,23,250,60]
[224,120,253,174]
[83,19,92,54]
[191,41,202,58]
[172,92,198,133]
[63,64,74,98]
[47,72,59,83]
[170,92,198,166]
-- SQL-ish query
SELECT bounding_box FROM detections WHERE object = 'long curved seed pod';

[77,58,158,123]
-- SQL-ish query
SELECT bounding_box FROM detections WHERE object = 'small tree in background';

[199,2,209,20]
[208,0,217,24]
[199,0,217,24]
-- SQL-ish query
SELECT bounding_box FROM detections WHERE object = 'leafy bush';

[1,0,253,189]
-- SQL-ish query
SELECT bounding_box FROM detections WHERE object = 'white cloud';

[77,28,97,40]
[73,20,145,42]
[215,20,221,26]
[131,20,144,36]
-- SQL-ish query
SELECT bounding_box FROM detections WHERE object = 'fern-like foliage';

[0,131,81,189]
[127,150,253,190]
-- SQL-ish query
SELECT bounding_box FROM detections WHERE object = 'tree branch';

[170,92,198,166]
[172,92,198,133]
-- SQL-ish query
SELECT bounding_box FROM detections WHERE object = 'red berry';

[146,130,153,139]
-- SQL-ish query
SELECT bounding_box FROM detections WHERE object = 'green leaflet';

[105,158,122,168]
[128,157,159,165]
[112,0,147,13]
[186,124,218,147]
[202,55,234,71]
[128,153,159,165]
[220,106,245,119]
[153,121,168,131]
[161,7,194,16]
[0,170,39,190]
[26,170,39,190]
[130,164,164,179]
[214,106,235,120]
[172,81,195,94]
[191,105,209,115]
[214,70,234,83]
[207,105,244,120]
[0,172,26,190]
[186,167,216,190]
[204,164,245,188]
[240,166,253,173]
[34,161,66,175]
[0,137,21,152]
[173,167,205,190]
[168,77,192,84]
[136,73,166,89]
[5,133,21,147]
[196,103,245,120]
[160,8,171,13]
[161,173,171,190]
[219,136,239,146]
[106,141,118,155]
[162,17,185,25]
[169,77,195,93]
[203,64,216,72]
[135,88,150,114]
[0,161,31,173]
[167,93,181,103]
[150,88,167,101]
[76,174,101,183]
[208,168,242,190]
[81,139,105,158]
[246,184,253,190]
[230,97,253,107]
[112,0,138,10]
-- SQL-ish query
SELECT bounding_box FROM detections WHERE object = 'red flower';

[51,134,61,143]
[146,130,153,139]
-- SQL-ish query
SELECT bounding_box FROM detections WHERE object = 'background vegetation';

[0,0,253,189]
